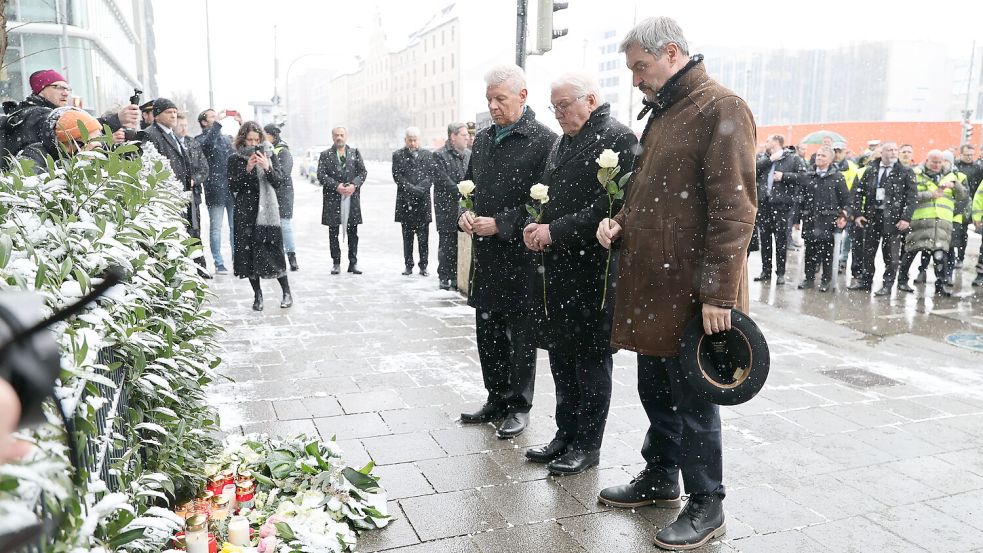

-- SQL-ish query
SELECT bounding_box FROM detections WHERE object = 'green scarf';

[494,106,527,144]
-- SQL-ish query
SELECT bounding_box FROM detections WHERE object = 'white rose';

[457,180,476,196]
[597,149,619,168]
[529,183,549,203]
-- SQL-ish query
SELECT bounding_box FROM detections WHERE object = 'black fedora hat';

[678,309,769,405]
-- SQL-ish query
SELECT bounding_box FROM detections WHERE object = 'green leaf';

[597,168,608,184]
[0,475,19,492]
[618,171,633,188]
[34,262,47,289]
[342,466,380,492]
[275,522,297,541]
[615,190,625,200]
[108,527,146,549]
[607,182,619,195]
[358,461,376,475]
[73,268,91,295]
[0,234,11,269]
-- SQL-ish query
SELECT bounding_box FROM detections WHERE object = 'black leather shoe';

[935,286,952,297]
[873,286,892,296]
[797,280,814,290]
[330,263,341,275]
[598,467,682,509]
[973,274,983,287]
[252,292,263,312]
[818,282,830,293]
[753,272,771,282]
[198,268,213,279]
[654,494,726,551]
[847,282,871,291]
[460,403,505,424]
[914,270,927,284]
[775,275,786,286]
[280,292,293,308]
[897,282,915,293]
[496,412,529,439]
[419,268,429,276]
[525,439,568,463]
[439,280,451,290]
[547,449,599,475]
[401,267,413,276]
[348,264,362,275]
[287,252,299,271]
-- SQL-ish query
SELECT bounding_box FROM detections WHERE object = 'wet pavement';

[206,162,983,552]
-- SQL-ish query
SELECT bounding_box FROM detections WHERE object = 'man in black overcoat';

[458,65,557,438]
[432,122,472,289]
[317,127,368,274]
[392,127,434,275]
[522,73,637,475]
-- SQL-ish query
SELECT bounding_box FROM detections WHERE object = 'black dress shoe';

[525,439,568,463]
[973,274,983,287]
[873,286,892,296]
[401,267,413,276]
[817,282,830,293]
[439,280,451,290]
[547,449,599,475]
[419,268,429,276]
[496,412,529,439]
[654,494,726,551]
[847,282,871,291]
[348,264,362,275]
[897,282,915,293]
[935,286,953,297]
[753,273,771,282]
[598,467,682,509]
[252,293,263,312]
[287,252,299,271]
[198,268,213,279]
[914,270,927,284]
[331,263,341,275]
[797,280,814,290]
[280,292,293,308]
[775,275,786,286]
[460,403,505,424]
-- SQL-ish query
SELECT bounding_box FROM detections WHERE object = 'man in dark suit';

[145,97,211,278]
[432,122,471,289]
[317,127,368,274]
[849,141,917,295]
[392,127,434,276]
[458,64,557,439]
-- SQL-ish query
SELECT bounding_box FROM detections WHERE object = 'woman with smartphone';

[228,121,293,311]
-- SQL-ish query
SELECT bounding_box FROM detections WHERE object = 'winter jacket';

[145,123,196,191]
[196,121,234,207]
[851,160,917,235]
[317,145,367,226]
[755,148,806,206]
[905,169,966,252]
[972,184,983,224]
[464,107,556,313]
[271,140,295,219]
[955,159,983,198]
[610,60,757,357]
[392,147,435,225]
[785,169,851,241]
[228,151,286,279]
[532,103,637,353]
[182,135,209,193]
[432,143,470,231]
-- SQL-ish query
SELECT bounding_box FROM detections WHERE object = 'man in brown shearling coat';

[596,16,757,551]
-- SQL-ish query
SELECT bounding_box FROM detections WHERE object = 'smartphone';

[226,110,238,117]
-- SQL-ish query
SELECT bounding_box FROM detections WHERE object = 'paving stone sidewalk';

[205,164,983,553]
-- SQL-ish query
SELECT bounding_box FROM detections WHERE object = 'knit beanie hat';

[29,70,67,95]
[153,97,178,117]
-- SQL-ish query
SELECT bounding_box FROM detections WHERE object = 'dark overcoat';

[392,147,434,224]
[229,151,286,278]
[272,140,295,219]
[785,169,851,241]
[532,103,637,353]
[432,143,470,231]
[851,160,917,235]
[465,108,556,312]
[196,121,234,207]
[317,145,367,226]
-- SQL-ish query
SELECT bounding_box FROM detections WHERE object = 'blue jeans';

[280,218,295,253]
[208,203,234,268]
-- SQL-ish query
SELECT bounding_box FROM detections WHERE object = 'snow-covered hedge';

[0,143,222,552]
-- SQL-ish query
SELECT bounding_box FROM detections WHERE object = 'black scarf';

[637,54,704,121]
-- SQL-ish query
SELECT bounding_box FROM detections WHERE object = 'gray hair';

[816,145,834,158]
[619,16,690,56]
[550,72,602,99]
[331,126,347,134]
[447,122,467,137]
[925,149,944,160]
[405,126,421,138]
[484,64,527,93]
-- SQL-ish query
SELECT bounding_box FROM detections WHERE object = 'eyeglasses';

[548,95,586,114]
[45,84,73,93]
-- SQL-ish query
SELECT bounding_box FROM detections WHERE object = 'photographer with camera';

[228,122,293,311]
[17,107,105,173]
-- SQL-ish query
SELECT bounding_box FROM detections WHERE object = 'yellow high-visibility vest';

[912,172,957,222]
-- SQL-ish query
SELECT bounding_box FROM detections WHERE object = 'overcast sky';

[154,0,982,118]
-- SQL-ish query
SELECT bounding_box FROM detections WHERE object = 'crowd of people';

[752,134,983,297]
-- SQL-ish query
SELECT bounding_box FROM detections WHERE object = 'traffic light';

[535,0,568,54]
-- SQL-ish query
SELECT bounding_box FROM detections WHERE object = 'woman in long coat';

[522,75,637,476]
[229,121,292,311]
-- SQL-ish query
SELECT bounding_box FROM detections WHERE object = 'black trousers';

[953,222,969,264]
[475,309,536,413]
[803,236,834,284]
[329,224,359,264]
[900,249,945,285]
[401,222,429,269]
[758,202,791,276]
[857,218,903,287]
[548,348,612,451]
[437,228,458,283]
[638,355,724,498]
